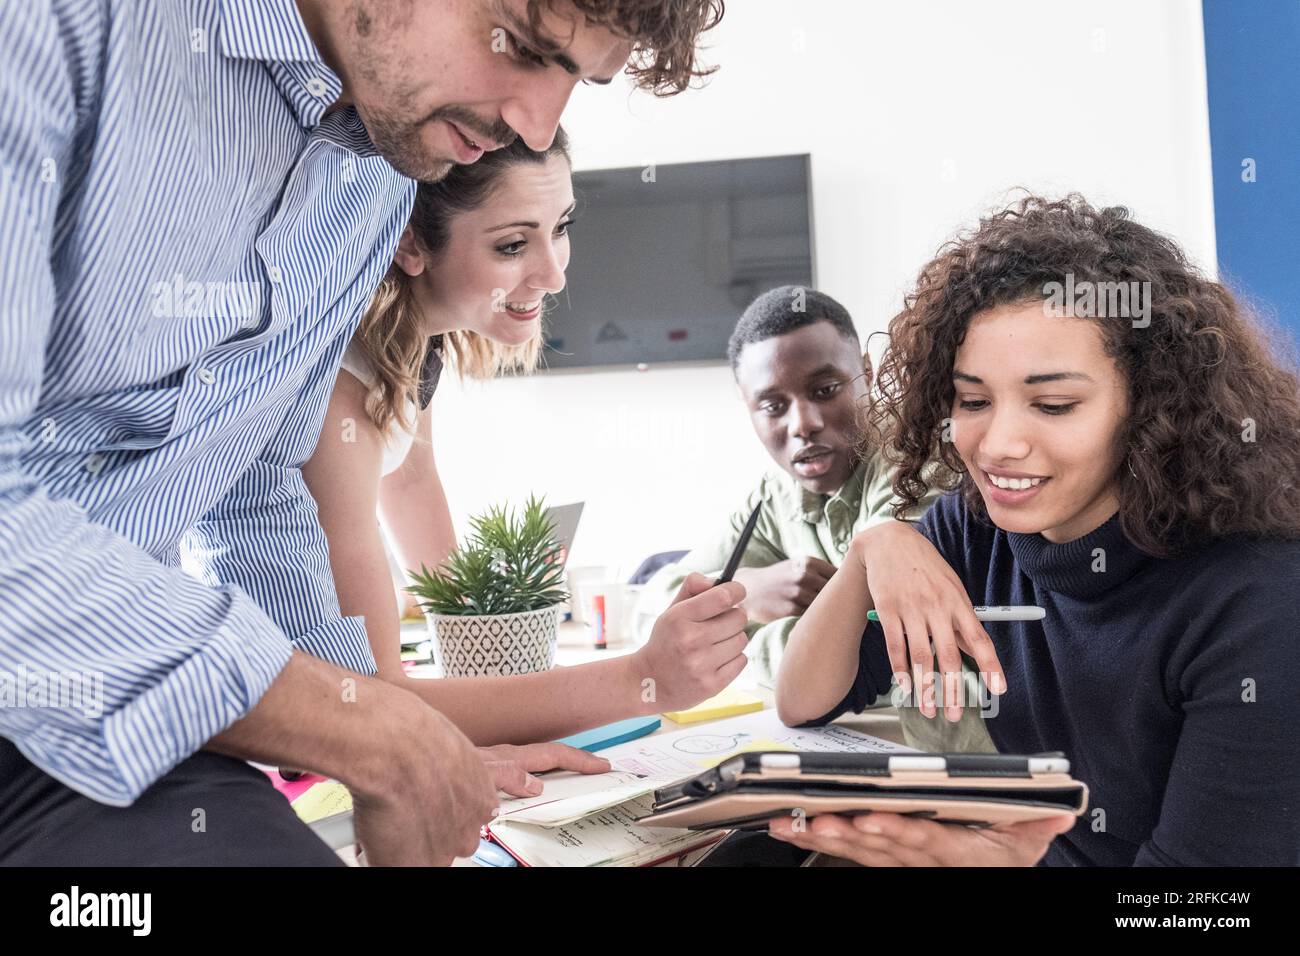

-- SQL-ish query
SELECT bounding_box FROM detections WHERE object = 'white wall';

[431,0,1216,572]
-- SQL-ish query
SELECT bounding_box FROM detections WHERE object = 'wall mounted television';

[541,153,815,371]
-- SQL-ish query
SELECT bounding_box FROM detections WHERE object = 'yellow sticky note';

[291,780,353,823]
[662,688,765,724]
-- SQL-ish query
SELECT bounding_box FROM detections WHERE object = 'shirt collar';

[794,459,868,524]
[219,0,344,129]
[220,0,323,62]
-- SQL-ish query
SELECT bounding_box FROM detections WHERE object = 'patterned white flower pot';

[427,605,560,677]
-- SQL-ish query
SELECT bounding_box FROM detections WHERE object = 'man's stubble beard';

[362,108,455,182]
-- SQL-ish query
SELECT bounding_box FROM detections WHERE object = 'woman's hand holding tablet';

[767,807,1076,867]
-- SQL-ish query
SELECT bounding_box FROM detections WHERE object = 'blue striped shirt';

[0,0,415,805]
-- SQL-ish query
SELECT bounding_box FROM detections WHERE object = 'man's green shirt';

[639,451,936,680]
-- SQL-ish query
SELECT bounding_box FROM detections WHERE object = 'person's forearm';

[384,486,456,574]
[776,534,877,726]
[397,653,654,745]
[380,442,457,575]
[206,650,422,799]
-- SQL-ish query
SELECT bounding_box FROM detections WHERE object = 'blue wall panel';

[1202,0,1300,339]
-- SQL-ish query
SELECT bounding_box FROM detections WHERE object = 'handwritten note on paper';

[291,781,353,824]
[490,794,719,867]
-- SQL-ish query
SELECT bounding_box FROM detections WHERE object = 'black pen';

[715,502,763,585]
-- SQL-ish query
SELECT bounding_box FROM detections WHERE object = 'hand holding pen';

[630,505,761,713]
[714,502,763,586]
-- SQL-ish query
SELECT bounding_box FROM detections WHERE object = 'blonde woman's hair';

[354,128,570,435]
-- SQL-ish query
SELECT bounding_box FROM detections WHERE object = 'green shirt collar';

[793,458,869,524]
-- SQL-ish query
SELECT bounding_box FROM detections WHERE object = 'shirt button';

[196,368,216,385]
[836,540,849,553]
[305,76,329,98]
[83,454,105,475]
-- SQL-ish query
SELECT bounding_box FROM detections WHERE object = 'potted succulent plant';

[406,495,568,678]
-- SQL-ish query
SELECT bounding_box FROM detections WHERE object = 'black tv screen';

[543,154,814,370]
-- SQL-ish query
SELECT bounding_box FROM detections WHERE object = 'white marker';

[868,605,1045,623]
[971,605,1046,621]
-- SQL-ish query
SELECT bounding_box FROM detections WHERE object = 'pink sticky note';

[264,768,327,803]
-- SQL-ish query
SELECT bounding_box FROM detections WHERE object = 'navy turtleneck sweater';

[821,491,1300,866]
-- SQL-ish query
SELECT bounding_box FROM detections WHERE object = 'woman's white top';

[339,340,417,476]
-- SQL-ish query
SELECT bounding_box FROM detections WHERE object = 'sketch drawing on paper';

[673,733,748,755]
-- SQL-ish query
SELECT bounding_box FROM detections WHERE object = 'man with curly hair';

[0,0,726,866]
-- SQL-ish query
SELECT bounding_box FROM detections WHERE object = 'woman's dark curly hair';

[867,193,1300,556]
[524,0,724,95]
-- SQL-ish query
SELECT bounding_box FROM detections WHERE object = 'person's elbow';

[774,692,805,728]
[774,623,820,726]
[775,668,820,727]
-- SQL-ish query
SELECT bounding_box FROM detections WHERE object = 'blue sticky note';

[473,838,518,867]
[555,716,661,753]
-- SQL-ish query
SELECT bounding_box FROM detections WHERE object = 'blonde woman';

[304,132,749,784]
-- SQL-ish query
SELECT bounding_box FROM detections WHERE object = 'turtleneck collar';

[1006,509,1154,598]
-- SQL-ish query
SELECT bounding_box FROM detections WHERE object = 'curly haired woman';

[775,194,1300,866]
